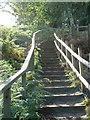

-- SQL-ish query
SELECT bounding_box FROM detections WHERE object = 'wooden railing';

[0,28,55,119]
[54,33,90,92]
[0,30,40,118]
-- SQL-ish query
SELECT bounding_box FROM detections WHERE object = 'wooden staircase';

[39,40,86,120]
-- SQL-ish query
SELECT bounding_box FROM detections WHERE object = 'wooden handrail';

[0,30,42,118]
[54,33,90,69]
[21,30,41,71]
[54,33,90,91]
[54,40,90,91]
[0,30,41,94]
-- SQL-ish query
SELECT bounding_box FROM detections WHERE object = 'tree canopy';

[10,2,90,27]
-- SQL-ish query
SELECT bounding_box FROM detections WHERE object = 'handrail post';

[3,88,11,118]
[78,48,84,92]
[57,41,61,60]
[61,39,64,62]
[22,73,26,98]
[71,44,76,68]
[22,73,26,88]
[65,41,69,69]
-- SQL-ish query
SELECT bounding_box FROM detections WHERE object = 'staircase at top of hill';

[38,40,86,120]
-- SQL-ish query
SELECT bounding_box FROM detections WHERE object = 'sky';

[0,3,17,26]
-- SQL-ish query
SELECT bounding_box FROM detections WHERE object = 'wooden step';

[42,94,84,106]
[42,64,62,68]
[40,58,60,63]
[40,58,60,64]
[42,80,71,86]
[41,61,60,65]
[42,66,64,71]
[42,74,67,80]
[41,55,58,58]
[42,71,65,75]
[41,116,87,120]
[38,105,86,118]
[41,86,79,94]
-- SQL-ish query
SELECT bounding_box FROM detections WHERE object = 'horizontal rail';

[54,33,90,69]
[54,40,90,91]
[21,30,41,70]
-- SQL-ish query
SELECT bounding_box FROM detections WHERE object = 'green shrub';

[0,60,16,84]
[2,39,25,69]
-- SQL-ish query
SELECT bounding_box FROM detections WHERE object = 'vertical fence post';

[22,73,26,98]
[22,73,26,88]
[78,48,84,91]
[61,39,64,62]
[65,41,69,69]
[3,88,11,118]
[57,41,61,60]
[71,44,76,68]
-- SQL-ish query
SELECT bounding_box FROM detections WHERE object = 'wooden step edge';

[49,116,87,120]
[40,79,70,82]
[43,93,84,97]
[40,103,85,108]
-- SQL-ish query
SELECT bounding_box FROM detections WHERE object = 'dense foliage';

[10,49,49,119]
[0,60,15,84]
[11,2,90,27]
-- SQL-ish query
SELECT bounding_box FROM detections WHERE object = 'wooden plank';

[3,88,11,118]
[65,41,69,69]
[22,73,26,88]
[54,40,90,91]
[61,39,64,61]
[21,30,41,70]
[54,33,90,69]
[78,48,84,75]
[78,48,84,91]
[70,44,76,68]
[21,47,34,71]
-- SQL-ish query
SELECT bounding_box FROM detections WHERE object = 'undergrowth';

[10,48,50,120]
[65,70,81,88]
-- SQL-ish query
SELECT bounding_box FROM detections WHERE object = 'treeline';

[10,2,90,27]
